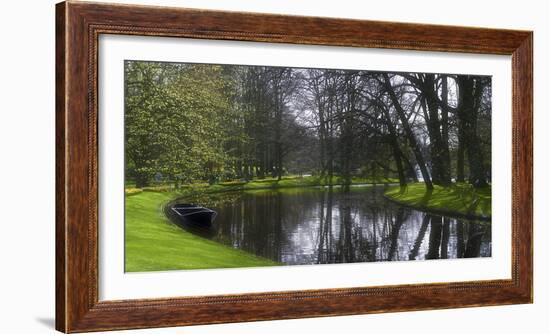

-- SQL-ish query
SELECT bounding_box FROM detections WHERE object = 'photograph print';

[124,60,492,272]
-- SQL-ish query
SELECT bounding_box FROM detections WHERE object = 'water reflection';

[169,186,491,266]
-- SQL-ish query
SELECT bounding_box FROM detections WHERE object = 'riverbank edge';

[125,176,398,197]
[125,179,398,271]
[383,185,491,222]
[125,191,278,272]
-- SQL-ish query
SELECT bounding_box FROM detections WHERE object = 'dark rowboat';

[171,203,217,227]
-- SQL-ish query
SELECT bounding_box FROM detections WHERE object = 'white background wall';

[0,0,546,333]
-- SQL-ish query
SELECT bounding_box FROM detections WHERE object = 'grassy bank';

[384,183,491,220]
[125,175,398,272]
[125,175,397,196]
[125,191,278,272]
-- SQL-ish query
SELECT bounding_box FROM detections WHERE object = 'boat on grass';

[170,203,217,227]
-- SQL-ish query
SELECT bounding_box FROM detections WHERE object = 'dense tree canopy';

[125,61,491,189]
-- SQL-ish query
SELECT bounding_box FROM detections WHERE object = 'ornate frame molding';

[56,1,532,332]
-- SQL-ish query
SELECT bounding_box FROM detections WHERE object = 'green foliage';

[125,62,492,192]
[384,183,491,219]
[125,62,232,187]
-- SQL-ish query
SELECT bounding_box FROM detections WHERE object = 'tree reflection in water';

[170,185,491,266]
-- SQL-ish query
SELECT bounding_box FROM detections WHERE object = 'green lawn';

[384,183,491,220]
[125,175,398,272]
[126,175,398,196]
[125,191,278,272]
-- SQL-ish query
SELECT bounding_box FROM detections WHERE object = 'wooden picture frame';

[56,1,533,332]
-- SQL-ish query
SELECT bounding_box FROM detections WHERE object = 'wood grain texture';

[55,2,67,332]
[55,1,533,332]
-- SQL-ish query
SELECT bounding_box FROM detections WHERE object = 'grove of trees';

[125,60,491,190]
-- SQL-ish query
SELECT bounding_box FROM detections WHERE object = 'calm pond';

[168,185,491,266]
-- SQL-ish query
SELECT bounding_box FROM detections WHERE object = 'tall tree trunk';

[326,92,335,185]
[380,106,407,187]
[391,142,407,187]
[421,74,451,185]
[382,74,433,190]
[457,76,487,187]
[420,98,441,185]
[456,125,466,183]
[401,150,419,182]
[273,75,284,181]
[318,104,327,177]
[440,75,452,184]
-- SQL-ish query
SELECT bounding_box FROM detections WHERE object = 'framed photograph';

[56,1,532,332]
